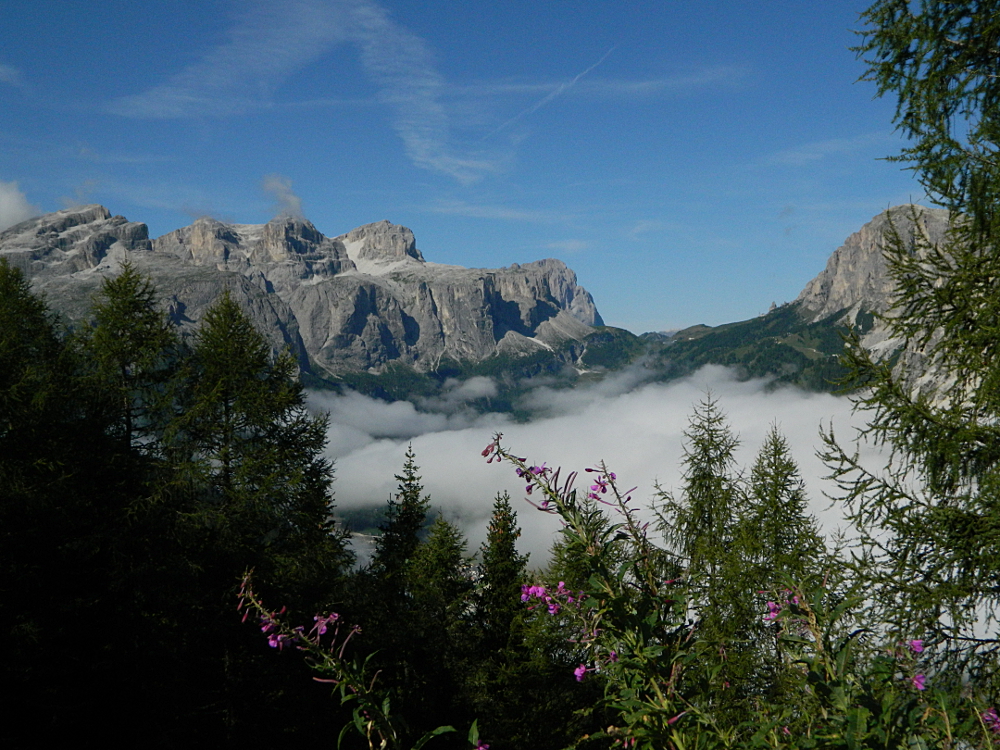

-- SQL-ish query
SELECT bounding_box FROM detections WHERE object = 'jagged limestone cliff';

[0,206,603,376]
[793,204,955,394]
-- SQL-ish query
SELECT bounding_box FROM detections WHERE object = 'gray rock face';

[794,204,956,396]
[796,204,951,321]
[0,205,603,376]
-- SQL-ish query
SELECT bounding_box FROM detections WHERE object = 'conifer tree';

[172,288,347,605]
[371,444,430,585]
[658,394,742,589]
[817,0,1000,689]
[407,516,474,732]
[83,260,179,450]
[409,516,472,619]
[743,423,825,587]
[656,397,766,721]
[477,492,528,656]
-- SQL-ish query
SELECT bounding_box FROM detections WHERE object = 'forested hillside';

[6,1,1000,748]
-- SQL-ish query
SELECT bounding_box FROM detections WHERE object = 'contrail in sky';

[484,46,617,140]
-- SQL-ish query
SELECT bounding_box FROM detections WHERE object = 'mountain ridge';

[0,205,603,378]
[0,202,950,407]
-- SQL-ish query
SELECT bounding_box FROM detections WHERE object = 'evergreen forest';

[5,1,1000,747]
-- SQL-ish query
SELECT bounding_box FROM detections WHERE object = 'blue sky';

[0,0,925,332]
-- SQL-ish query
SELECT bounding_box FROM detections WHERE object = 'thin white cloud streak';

[313,365,881,565]
[344,2,500,183]
[545,239,588,253]
[108,1,351,118]
[454,66,748,99]
[484,47,616,139]
[629,219,663,237]
[0,63,24,87]
[0,180,40,231]
[575,66,748,96]
[427,199,572,224]
[762,133,896,168]
[106,0,499,183]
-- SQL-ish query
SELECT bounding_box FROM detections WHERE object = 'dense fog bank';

[309,364,880,561]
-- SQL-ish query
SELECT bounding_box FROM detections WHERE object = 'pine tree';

[371,444,430,585]
[743,423,825,588]
[407,516,475,733]
[656,396,769,723]
[477,492,529,656]
[817,0,1000,689]
[658,394,742,587]
[83,260,179,450]
[180,290,347,587]
[409,516,472,617]
[0,260,190,740]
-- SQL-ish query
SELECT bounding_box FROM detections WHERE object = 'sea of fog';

[306,364,883,563]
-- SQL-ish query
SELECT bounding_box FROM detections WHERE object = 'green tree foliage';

[82,260,179,449]
[815,0,1000,690]
[855,0,1000,231]
[172,290,347,598]
[658,395,743,610]
[407,516,475,737]
[349,448,444,745]
[657,401,831,723]
[743,423,826,588]
[476,492,529,656]
[5,272,353,742]
[371,444,431,584]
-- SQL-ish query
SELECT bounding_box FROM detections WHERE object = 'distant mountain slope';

[0,206,603,377]
[0,203,947,410]
[572,205,951,393]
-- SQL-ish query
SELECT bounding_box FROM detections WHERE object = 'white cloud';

[545,239,588,253]
[345,2,499,182]
[454,66,749,101]
[427,199,570,224]
[629,219,663,237]
[106,0,499,183]
[0,63,24,87]
[483,47,616,139]
[0,180,40,231]
[107,1,351,118]
[575,66,749,97]
[314,365,880,565]
[762,133,894,168]
[261,173,303,218]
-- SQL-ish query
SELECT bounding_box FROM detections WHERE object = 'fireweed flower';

[764,601,781,621]
[911,674,926,691]
[574,664,588,682]
[982,707,1000,734]
[907,639,924,654]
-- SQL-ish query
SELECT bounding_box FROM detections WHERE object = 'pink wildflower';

[982,707,1000,734]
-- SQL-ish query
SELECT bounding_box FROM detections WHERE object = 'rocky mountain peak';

[157,217,244,265]
[335,220,424,263]
[795,204,951,322]
[0,204,151,276]
[3,206,602,376]
[257,215,325,260]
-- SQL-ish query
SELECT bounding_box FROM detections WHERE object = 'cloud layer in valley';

[309,365,879,565]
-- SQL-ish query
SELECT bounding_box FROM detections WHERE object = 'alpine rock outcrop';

[0,206,603,376]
